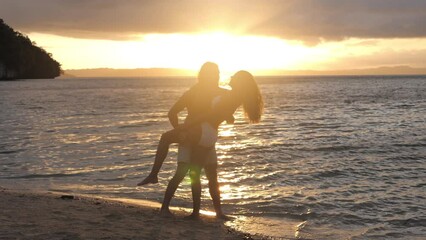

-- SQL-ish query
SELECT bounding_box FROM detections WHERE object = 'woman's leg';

[205,163,228,219]
[137,129,181,186]
[186,164,202,219]
[160,163,190,216]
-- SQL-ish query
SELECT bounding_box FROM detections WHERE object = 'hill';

[0,19,62,80]
[258,66,426,76]
[63,66,426,78]
[63,68,195,78]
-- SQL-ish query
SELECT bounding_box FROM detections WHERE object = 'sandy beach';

[0,187,254,240]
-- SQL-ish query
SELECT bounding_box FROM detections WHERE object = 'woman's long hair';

[231,71,264,123]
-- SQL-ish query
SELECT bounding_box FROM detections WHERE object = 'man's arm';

[168,92,189,128]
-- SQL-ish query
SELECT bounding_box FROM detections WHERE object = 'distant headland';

[62,65,426,78]
[62,68,196,78]
[0,19,62,80]
[259,66,426,76]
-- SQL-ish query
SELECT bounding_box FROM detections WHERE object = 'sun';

[139,32,311,73]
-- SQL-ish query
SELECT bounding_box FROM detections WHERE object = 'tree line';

[0,19,62,80]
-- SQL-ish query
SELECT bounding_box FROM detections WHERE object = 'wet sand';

[0,187,254,240]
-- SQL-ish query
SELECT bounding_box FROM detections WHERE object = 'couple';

[137,62,263,220]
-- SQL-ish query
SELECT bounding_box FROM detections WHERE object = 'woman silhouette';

[139,70,263,219]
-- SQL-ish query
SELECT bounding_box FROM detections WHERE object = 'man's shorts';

[177,143,217,165]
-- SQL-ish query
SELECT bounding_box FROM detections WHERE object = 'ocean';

[0,76,425,239]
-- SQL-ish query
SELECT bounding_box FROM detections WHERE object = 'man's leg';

[186,163,202,219]
[160,163,190,217]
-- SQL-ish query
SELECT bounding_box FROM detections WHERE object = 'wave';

[388,217,426,227]
[0,149,23,154]
[3,172,87,179]
[301,145,364,152]
[393,143,426,148]
[313,169,345,178]
[296,122,343,129]
[118,122,157,128]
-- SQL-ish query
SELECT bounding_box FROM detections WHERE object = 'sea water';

[0,76,425,239]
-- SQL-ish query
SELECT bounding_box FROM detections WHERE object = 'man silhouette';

[138,62,231,219]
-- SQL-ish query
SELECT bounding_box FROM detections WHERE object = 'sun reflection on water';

[218,124,236,138]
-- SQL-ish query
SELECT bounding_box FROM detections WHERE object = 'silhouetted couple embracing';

[137,62,263,220]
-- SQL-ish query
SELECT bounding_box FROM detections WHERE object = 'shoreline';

[0,187,259,240]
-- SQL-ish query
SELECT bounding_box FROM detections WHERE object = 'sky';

[1,0,426,74]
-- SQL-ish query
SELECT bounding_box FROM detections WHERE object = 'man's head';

[198,62,219,87]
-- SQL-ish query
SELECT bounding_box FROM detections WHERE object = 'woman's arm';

[225,114,235,124]
[180,95,239,130]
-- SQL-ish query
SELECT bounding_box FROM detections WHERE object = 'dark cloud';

[1,0,425,42]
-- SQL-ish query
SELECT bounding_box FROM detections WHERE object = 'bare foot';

[216,213,232,221]
[159,209,174,218]
[184,213,200,220]
[137,175,158,186]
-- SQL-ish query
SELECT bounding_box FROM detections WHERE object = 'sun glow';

[28,32,327,75]
[138,32,313,72]
[24,31,426,78]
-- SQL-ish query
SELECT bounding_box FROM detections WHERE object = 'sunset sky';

[1,0,425,74]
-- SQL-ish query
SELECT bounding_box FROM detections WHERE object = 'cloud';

[1,0,425,43]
